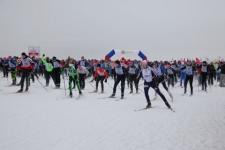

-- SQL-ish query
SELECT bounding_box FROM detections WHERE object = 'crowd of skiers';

[0,52,225,109]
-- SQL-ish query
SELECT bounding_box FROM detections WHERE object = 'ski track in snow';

[0,76,225,150]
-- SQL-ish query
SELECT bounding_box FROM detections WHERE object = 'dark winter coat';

[220,64,225,74]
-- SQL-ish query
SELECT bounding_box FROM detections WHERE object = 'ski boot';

[79,91,82,95]
[17,89,23,93]
[146,103,151,109]
[109,93,115,98]
[69,91,73,97]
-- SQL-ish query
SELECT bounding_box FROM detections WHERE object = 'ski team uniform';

[41,57,53,86]
[166,65,175,87]
[111,63,127,99]
[201,63,208,91]
[52,57,61,88]
[17,55,34,92]
[68,64,82,97]
[142,66,171,109]
[218,62,225,87]
[153,63,168,91]
[8,57,17,85]
[178,64,186,87]
[183,64,194,95]
[77,65,89,89]
[127,64,139,93]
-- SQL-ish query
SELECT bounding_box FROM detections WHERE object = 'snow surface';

[0,76,225,150]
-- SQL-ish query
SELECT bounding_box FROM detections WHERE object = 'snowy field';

[0,76,225,150]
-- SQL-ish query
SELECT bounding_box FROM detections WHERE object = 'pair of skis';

[99,95,125,101]
[134,106,175,112]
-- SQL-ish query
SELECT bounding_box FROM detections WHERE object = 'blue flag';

[138,51,147,60]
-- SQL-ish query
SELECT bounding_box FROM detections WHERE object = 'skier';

[208,62,216,86]
[183,60,194,96]
[127,61,139,93]
[8,56,17,85]
[2,57,9,78]
[201,61,208,91]
[141,60,172,109]
[110,60,127,99]
[111,62,117,81]
[218,61,225,87]
[216,63,221,84]
[178,61,186,87]
[134,60,142,91]
[17,52,34,92]
[93,63,109,93]
[77,64,89,89]
[68,59,82,97]
[70,59,79,89]
[104,60,112,77]
[52,56,61,88]
[152,61,173,100]
[171,61,178,84]
[79,56,89,67]
[29,57,40,83]
[41,55,53,86]
[196,63,202,87]
[166,63,175,88]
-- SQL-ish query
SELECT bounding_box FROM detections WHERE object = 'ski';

[134,107,152,112]
[134,106,175,112]
[90,95,121,100]
[115,97,126,101]
[169,108,176,112]
[98,92,105,94]
[15,91,30,94]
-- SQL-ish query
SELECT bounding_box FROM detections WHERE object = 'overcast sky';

[0,0,225,60]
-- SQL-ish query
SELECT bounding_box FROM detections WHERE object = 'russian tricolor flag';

[105,49,115,60]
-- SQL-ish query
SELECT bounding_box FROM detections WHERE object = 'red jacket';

[17,57,34,70]
[94,67,109,79]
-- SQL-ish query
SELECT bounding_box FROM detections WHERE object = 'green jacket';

[68,64,79,79]
[41,57,53,72]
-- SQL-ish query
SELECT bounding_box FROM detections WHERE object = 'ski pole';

[106,82,113,89]
[35,76,48,92]
[62,72,67,96]
[88,81,96,90]
[138,87,144,93]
